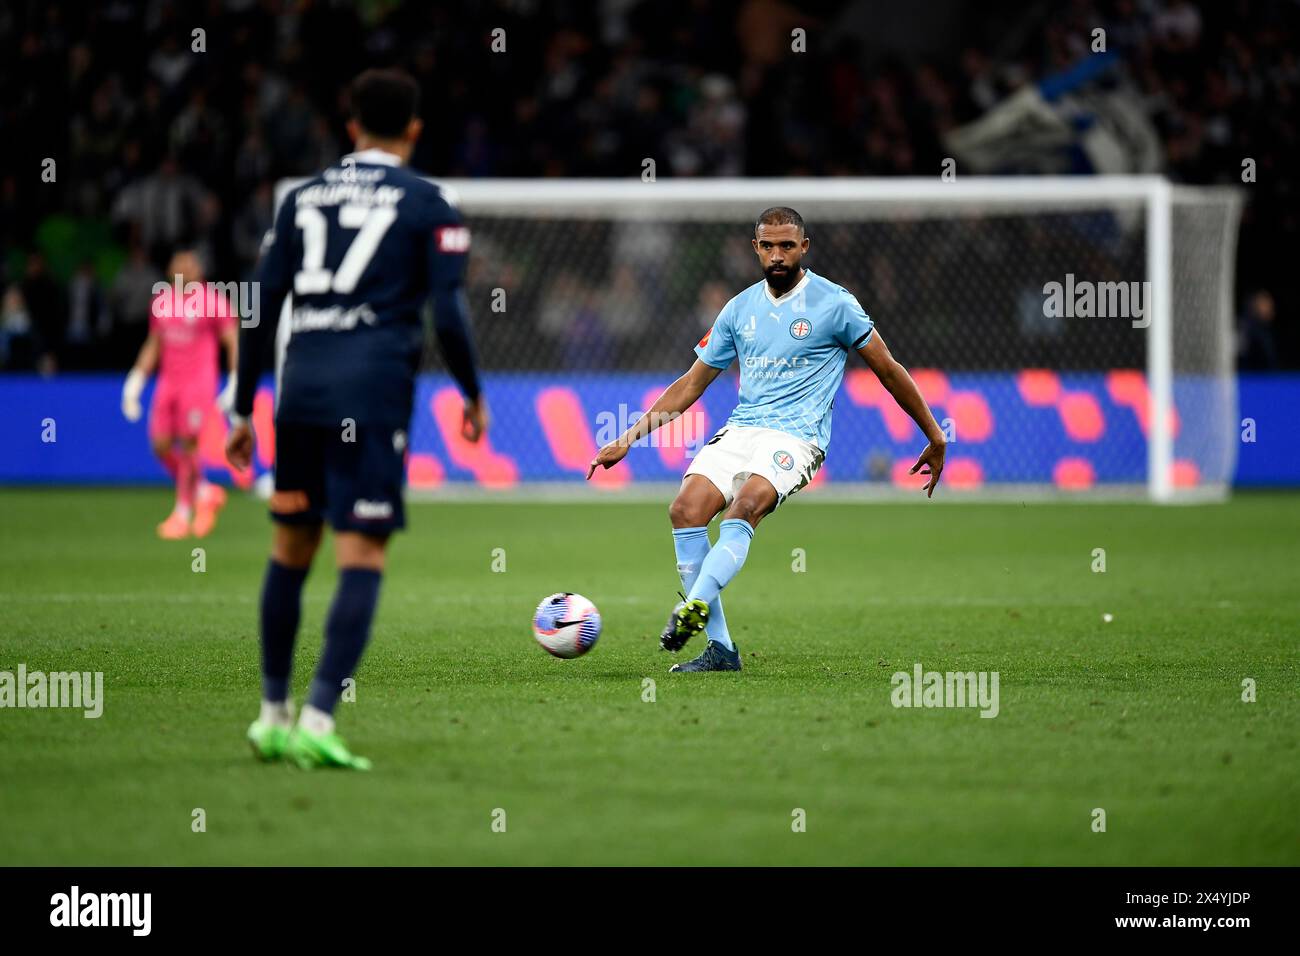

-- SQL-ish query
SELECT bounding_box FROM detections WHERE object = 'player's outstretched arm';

[121,332,159,423]
[587,359,722,479]
[857,331,946,497]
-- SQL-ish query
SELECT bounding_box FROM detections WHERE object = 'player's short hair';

[755,206,805,236]
[349,68,420,138]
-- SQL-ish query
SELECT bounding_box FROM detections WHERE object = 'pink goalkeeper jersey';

[150,285,234,386]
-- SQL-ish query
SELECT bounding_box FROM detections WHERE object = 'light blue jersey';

[694,270,874,450]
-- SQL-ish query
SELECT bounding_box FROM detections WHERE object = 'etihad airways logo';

[744,356,809,369]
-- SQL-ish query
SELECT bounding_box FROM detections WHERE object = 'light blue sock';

[687,519,754,609]
[672,526,734,650]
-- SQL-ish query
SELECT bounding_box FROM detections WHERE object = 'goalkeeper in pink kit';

[121,250,238,539]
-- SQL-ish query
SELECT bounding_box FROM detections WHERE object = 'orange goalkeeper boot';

[157,509,191,540]
[192,483,227,538]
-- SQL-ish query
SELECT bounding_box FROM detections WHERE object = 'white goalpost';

[274,175,1243,502]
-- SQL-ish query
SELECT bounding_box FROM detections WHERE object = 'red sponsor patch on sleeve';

[697,328,712,349]
[435,225,471,253]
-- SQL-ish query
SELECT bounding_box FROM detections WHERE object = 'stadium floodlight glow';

[274,175,1243,502]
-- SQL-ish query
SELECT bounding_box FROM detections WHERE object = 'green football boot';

[285,726,372,771]
[660,595,710,652]
[246,720,291,762]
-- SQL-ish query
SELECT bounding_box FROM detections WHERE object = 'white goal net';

[274,176,1243,501]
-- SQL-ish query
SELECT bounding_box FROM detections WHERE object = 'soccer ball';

[532,592,602,659]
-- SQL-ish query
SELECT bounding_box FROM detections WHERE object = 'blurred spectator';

[0,285,34,370]
[267,83,318,176]
[232,180,274,275]
[64,259,108,369]
[110,155,215,264]
[20,253,65,375]
[169,89,229,186]
[671,74,746,176]
[147,34,191,93]
[1238,290,1280,370]
[1153,0,1204,49]
[695,280,732,333]
[233,126,274,196]
[109,242,160,365]
[599,263,652,340]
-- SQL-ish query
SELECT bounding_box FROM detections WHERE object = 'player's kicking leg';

[663,426,823,671]
[665,475,777,672]
[662,475,731,659]
[246,521,321,760]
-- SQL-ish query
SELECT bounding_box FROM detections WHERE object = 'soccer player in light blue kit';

[587,207,946,671]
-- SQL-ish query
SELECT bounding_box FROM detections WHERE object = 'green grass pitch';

[1,488,1296,866]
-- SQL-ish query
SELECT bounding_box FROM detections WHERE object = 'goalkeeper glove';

[217,373,237,417]
[121,369,147,423]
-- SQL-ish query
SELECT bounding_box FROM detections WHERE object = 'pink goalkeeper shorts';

[149,377,215,441]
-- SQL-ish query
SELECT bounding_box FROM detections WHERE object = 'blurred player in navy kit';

[228,69,487,770]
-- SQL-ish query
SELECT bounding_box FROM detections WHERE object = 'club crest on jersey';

[773,450,794,471]
[789,319,812,339]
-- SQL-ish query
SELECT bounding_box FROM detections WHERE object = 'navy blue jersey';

[235,148,480,427]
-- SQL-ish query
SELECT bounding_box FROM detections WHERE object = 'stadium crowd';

[0,0,1295,371]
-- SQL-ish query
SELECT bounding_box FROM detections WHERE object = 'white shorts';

[684,425,825,508]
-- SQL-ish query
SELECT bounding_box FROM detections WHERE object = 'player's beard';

[764,262,800,294]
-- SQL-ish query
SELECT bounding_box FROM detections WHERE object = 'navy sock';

[260,560,309,702]
[307,568,383,715]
